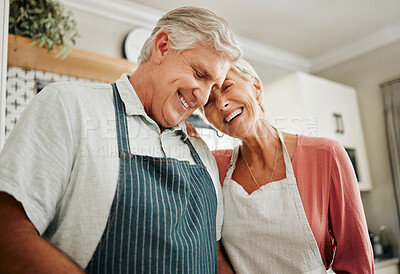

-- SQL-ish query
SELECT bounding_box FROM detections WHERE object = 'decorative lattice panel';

[5,66,100,139]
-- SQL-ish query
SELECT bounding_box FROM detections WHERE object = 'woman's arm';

[329,142,374,273]
[212,150,233,185]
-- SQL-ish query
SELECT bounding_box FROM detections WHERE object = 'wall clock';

[122,28,152,63]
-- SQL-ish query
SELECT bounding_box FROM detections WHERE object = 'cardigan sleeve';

[329,142,374,273]
[212,149,233,186]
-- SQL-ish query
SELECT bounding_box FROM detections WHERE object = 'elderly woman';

[200,59,374,273]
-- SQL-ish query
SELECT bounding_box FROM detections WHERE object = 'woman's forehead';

[226,68,251,83]
[222,69,239,82]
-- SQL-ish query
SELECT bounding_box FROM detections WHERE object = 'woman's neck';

[240,119,280,166]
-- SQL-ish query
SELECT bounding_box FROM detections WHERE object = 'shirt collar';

[115,73,185,135]
[115,73,146,116]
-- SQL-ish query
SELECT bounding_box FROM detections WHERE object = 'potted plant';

[8,0,79,58]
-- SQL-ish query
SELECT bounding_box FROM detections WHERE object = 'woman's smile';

[224,107,244,124]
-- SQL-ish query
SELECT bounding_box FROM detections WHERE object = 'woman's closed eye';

[223,84,232,91]
[223,82,234,91]
[194,70,205,80]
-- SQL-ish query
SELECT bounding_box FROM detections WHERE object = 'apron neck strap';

[276,129,295,177]
[112,83,131,154]
[177,130,207,167]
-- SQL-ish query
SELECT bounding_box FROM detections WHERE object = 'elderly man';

[0,6,241,273]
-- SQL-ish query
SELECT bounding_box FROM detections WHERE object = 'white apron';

[222,130,326,273]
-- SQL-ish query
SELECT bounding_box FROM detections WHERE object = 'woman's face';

[203,69,263,138]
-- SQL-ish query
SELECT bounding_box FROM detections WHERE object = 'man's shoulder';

[44,81,111,96]
[39,81,114,107]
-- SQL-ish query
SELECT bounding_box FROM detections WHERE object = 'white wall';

[70,7,133,58]
[250,60,295,86]
[318,40,400,256]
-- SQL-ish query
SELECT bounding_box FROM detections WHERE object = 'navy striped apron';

[86,83,218,273]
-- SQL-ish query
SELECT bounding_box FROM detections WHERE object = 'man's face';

[149,43,229,130]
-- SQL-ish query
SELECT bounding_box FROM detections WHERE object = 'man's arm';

[217,241,234,274]
[0,192,84,273]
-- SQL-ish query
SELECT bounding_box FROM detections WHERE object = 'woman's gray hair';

[137,6,242,64]
[231,58,265,112]
[231,58,263,87]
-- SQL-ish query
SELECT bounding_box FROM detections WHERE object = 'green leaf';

[46,39,53,48]
[9,0,79,57]
[39,38,46,47]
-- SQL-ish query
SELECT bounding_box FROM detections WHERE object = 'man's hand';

[0,192,84,273]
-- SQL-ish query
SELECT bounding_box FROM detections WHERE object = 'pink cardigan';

[213,135,374,273]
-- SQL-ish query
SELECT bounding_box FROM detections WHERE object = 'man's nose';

[193,85,212,106]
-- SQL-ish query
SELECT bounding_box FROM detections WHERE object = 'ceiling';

[62,0,400,72]
[124,0,400,72]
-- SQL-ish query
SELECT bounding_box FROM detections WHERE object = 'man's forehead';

[193,53,228,70]
[213,61,230,88]
[181,45,229,87]
[187,45,228,67]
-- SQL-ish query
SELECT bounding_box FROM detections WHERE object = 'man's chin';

[159,117,184,130]
[162,113,192,128]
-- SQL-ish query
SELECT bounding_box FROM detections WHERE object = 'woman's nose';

[217,96,230,110]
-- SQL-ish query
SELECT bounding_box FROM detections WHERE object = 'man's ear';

[252,76,263,99]
[152,30,171,64]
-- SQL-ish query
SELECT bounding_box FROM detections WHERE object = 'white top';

[221,131,326,273]
[0,74,223,268]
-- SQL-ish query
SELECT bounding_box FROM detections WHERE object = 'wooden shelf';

[7,34,137,83]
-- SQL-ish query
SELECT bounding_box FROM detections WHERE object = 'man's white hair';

[137,6,242,64]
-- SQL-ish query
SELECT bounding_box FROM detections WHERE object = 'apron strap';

[178,131,207,168]
[277,129,295,177]
[112,83,131,154]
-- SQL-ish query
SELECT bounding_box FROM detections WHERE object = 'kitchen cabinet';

[375,258,400,274]
[263,72,372,191]
[326,258,399,273]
